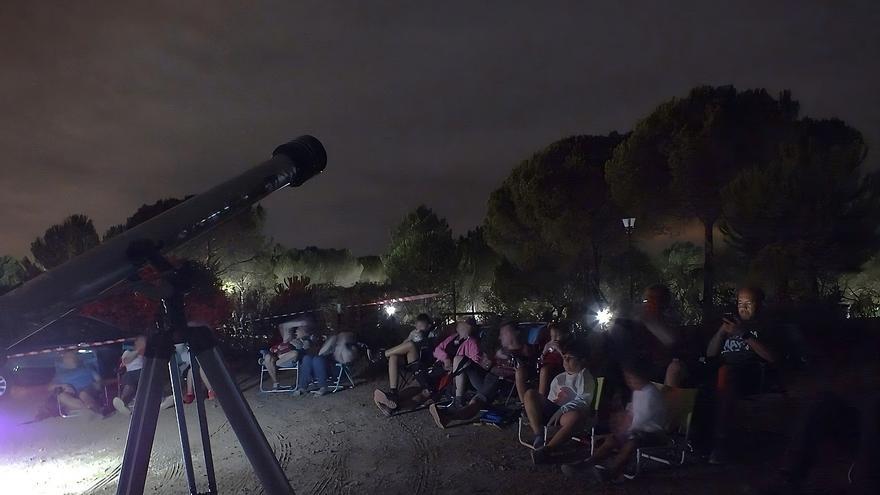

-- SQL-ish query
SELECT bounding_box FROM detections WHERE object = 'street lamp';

[622,217,636,302]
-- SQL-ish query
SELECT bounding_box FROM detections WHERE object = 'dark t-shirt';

[721,321,766,365]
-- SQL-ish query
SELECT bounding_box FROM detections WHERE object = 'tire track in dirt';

[85,415,233,494]
[397,418,439,495]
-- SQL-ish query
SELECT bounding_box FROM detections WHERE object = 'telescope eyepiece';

[273,135,327,186]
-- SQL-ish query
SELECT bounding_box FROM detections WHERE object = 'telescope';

[0,135,325,351]
[0,135,326,495]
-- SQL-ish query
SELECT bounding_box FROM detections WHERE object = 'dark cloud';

[1,1,878,257]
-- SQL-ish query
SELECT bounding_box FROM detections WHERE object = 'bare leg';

[515,366,529,403]
[586,435,620,465]
[120,384,136,404]
[453,356,467,401]
[58,391,85,411]
[387,354,401,389]
[384,341,416,358]
[538,367,553,396]
[546,410,585,450]
[199,367,212,394]
[523,389,545,435]
[605,439,638,478]
[265,354,279,385]
[78,389,100,411]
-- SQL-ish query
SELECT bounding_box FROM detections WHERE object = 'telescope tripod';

[116,308,293,495]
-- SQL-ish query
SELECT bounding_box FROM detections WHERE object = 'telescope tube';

[0,135,326,351]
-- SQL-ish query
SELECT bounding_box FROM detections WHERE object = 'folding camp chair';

[258,351,300,393]
[626,383,697,478]
[327,362,356,393]
[518,376,605,450]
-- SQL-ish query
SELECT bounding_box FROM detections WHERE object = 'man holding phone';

[706,286,776,464]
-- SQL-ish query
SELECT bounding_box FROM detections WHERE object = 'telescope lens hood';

[272,135,327,186]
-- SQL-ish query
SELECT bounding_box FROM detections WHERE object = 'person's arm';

[744,334,775,363]
[643,318,677,347]
[121,350,139,366]
[433,334,453,362]
[707,322,732,357]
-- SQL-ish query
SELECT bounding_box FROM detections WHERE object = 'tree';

[30,214,100,269]
[720,118,880,300]
[454,228,501,312]
[357,256,387,283]
[656,242,704,323]
[606,86,799,316]
[382,206,456,293]
[0,255,26,295]
[103,196,191,240]
[272,246,365,287]
[484,134,626,306]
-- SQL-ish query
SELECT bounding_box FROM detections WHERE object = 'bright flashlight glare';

[384,305,397,316]
[596,308,613,326]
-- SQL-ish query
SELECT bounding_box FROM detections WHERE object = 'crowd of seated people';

[358,282,806,484]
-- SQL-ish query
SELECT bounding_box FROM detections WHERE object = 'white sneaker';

[113,397,131,415]
[160,395,176,409]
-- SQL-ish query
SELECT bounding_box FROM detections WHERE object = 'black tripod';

[116,253,293,495]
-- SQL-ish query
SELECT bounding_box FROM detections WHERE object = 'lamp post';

[622,217,636,302]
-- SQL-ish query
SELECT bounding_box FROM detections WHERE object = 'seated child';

[41,350,105,419]
[264,320,302,390]
[375,317,477,415]
[112,335,146,414]
[428,320,532,428]
[372,313,434,405]
[561,361,667,483]
[291,322,330,396]
[538,322,571,396]
[526,339,596,464]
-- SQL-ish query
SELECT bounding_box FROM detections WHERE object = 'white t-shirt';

[122,350,144,372]
[628,385,666,433]
[548,368,596,414]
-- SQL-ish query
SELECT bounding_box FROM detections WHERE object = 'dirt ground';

[0,373,858,495]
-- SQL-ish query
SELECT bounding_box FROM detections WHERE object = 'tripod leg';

[169,351,199,494]
[191,357,218,493]
[116,353,170,495]
[191,339,293,495]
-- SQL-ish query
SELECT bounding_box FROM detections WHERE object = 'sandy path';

[0,374,851,495]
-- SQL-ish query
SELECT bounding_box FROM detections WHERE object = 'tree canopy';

[484,133,625,304]
[30,214,100,269]
[721,118,880,299]
[606,86,801,314]
[382,205,456,293]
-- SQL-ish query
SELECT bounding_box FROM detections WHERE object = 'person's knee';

[523,389,539,404]
[560,410,583,427]
[388,354,400,365]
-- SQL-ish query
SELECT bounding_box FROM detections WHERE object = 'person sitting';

[290,320,330,396]
[561,361,667,483]
[112,335,146,415]
[372,313,434,405]
[427,320,532,428]
[264,320,301,390]
[706,286,776,464]
[175,342,215,403]
[537,322,571,396]
[44,350,105,419]
[526,339,596,464]
[431,317,483,405]
[634,284,683,386]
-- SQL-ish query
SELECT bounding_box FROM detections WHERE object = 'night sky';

[1,1,878,258]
